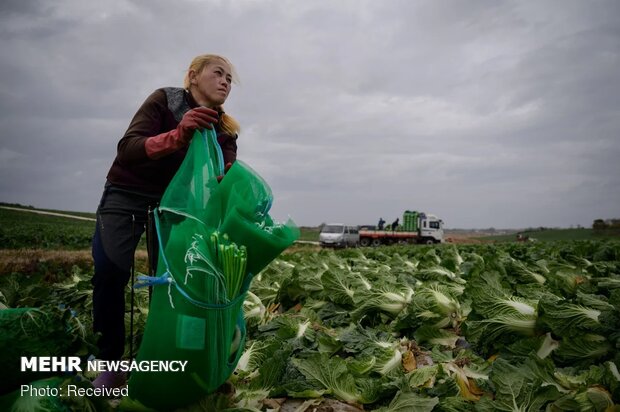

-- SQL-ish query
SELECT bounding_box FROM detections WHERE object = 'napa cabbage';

[235,339,277,374]
[292,354,381,404]
[551,386,615,411]
[351,286,414,319]
[373,391,439,412]
[414,325,460,349]
[320,267,359,305]
[415,266,465,284]
[475,358,561,411]
[554,334,613,366]
[537,295,604,336]
[412,284,463,329]
[0,377,70,412]
[497,253,547,285]
[243,290,266,322]
[465,313,537,347]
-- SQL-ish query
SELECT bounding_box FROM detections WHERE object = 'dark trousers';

[91,184,159,361]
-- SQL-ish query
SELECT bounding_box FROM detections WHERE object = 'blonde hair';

[184,54,240,136]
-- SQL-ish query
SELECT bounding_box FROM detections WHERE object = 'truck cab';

[419,213,444,244]
[319,224,359,248]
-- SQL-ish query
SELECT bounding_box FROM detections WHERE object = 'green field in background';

[3,205,619,249]
[0,207,96,250]
[478,228,620,242]
[0,207,321,249]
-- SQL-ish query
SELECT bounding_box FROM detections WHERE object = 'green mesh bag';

[128,129,299,410]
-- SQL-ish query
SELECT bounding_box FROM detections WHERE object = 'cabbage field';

[1,240,619,411]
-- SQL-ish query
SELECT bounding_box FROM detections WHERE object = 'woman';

[91,54,239,388]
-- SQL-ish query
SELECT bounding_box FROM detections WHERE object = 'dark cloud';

[0,0,50,17]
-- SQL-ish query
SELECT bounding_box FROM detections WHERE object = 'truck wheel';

[372,239,382,247]
[360,238,370,247]
[425,238,435,245]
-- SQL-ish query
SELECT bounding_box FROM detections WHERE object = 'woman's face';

[189,60,232,108]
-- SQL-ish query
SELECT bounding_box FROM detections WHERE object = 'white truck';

[358,211,444,246]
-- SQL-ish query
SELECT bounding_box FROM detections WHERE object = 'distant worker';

[377,217,385,230]
[391,218,399,231]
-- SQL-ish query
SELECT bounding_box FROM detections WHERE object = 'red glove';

[145,107,219,159]
[216,162,233,183]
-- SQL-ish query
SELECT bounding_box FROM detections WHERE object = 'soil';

[444,232,488,244]
[0,249,148,277]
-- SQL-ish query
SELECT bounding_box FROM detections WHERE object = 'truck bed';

[358,230,419,239]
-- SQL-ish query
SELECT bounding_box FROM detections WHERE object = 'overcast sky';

[1,0,619,229]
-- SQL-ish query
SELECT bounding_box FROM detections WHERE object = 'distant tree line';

[0,202,35,209]
[592,218,620,232]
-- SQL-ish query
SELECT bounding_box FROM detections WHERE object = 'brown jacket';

[106,87,237,195]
